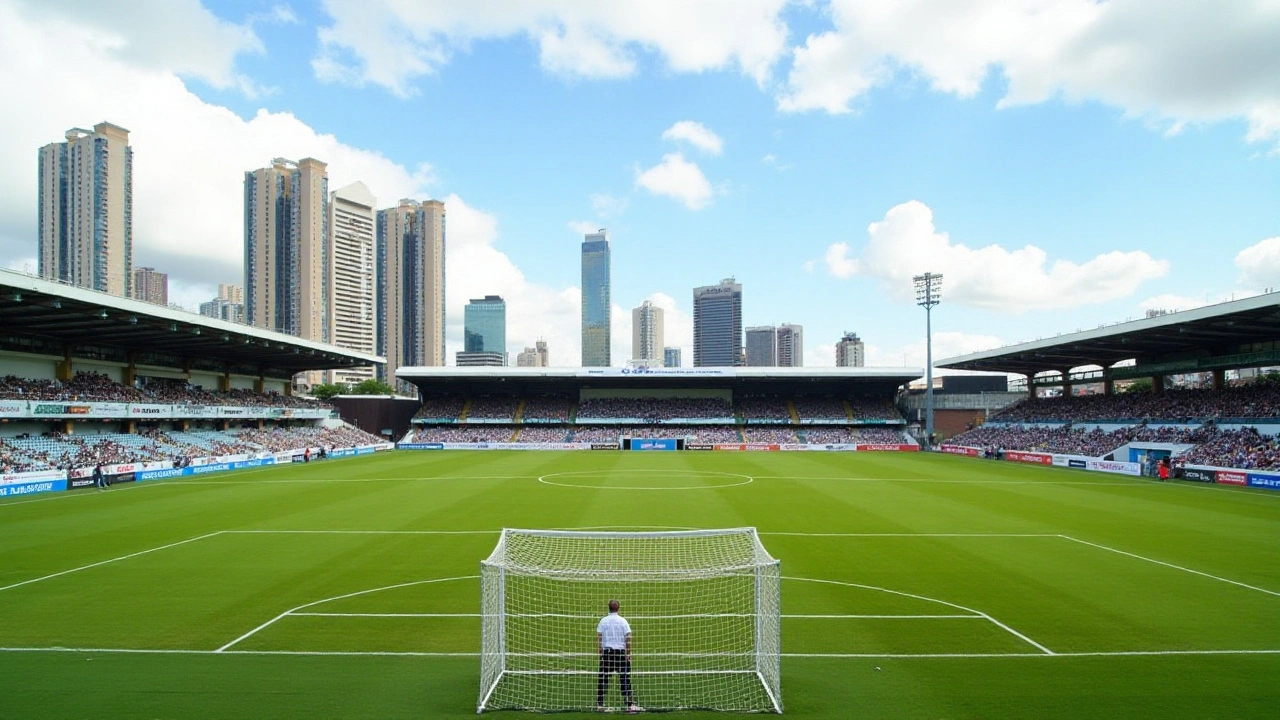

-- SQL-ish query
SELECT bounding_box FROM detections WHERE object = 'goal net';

[477,528,782,714]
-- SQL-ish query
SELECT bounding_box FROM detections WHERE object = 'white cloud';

[824,200,1168,312]
[10,0,263,93]
[823,242,857,279]
[635,153,713,210]
[865,331,1006,368]
[1235,236,1280,288]
[662,121,723,155]
[590,193,629,217]
[4,256,36,274]
[313,0,789,95]
[0,3,433,287]
[780,0,1280,144]
[567,220,600,235]
[810,342,836,367]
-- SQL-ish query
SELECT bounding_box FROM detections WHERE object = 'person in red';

[1158,458,1170,481]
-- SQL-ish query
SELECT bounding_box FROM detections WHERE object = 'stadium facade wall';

[940,444,1277,488]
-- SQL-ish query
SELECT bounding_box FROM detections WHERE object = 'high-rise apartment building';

[693,278,742,367]
[38,122,133,296]
[631,300,664,365]
[328,182,377,386]
[581,230,611,367]
[218,284,243,305]
[201,284,245,323]
[777,323,803,367]
[458,295,506,366]
[836,331,865,367]
[132,267,168,305]
[745,326,776,367]
[664,347,682,368]
[377,199,446,390]
[244,157,329,340]
[516,340,549,367]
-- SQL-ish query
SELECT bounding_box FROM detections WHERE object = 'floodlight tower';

[914,272,943,448]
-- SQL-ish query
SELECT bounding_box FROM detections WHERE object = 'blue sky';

[1,0,1277,369]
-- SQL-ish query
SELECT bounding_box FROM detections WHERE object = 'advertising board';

[1,469,64,486]
[713,444,780,451]
[1004,450,1052,465]
[1216,471,1248,486]
[1246,473,1280,490]
[855,444,919,452]
[1085,459,1141,476]
[0,479,67,497]
[1181,468,1216,483]
[939,445,980,457]
[630,439,677,451]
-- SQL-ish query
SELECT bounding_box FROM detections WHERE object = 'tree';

[350,378,396,396]
[310,383,350,400]
[1118,378,1153,394]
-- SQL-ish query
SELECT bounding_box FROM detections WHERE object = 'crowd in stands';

[414,396,465,421]
[993,385,1280,423]
[468,395,517,420]
[410,426,514,443]
[1177,427,1280,470]
[744,427,798,443]
[0,425,383,473]
[739,397,790,422]
[0,372,327,408]
[691,426,741,443]
[802,427,909,444]
[577,397,733,421]
[795,398,848,421]
[515,426,571,443]
[521,396,571,422]
[844,397,902,421]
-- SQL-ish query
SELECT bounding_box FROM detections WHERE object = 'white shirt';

[597,612,632,650]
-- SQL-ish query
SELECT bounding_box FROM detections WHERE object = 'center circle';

[537,470,754,490]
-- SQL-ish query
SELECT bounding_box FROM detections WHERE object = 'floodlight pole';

[914,273,943,449]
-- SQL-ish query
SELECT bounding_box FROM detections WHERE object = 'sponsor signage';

[0,401,26,417]
[2,469,64,486]
[128,404,170,418]
[1085,460,1141,476]
[1246,473,1280,490]
[1005,450,1052,465]
[1068,459,1087,468]
[631,439,677,451]
[855,444,919,452]
[1181,468,1216,483]
[1217,471,1248,486]
[713,444,779,452]
[68,476,98,489]
[397,442,444,450]
[137,467,187,482]
[592,443,619,450]
[33,403,69,415]
[686,443,713,451]
[939,445,980,457]
[0,479,67,497]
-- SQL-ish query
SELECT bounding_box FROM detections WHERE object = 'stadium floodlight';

[478,528,782,714]
[913,272,943,447]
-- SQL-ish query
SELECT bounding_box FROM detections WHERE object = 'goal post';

[477,528,782,713]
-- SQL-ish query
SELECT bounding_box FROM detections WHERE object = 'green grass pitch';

[1,450,1277,719]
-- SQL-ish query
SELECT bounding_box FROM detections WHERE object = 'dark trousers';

[597,648,633,705]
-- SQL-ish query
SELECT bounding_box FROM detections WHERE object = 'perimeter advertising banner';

[713,444,780,451]
[1246,473,1280,490]
[939,445,980,457]
[855,444,919,452]
[1181,468,1216,483]
[1004,450,1053,465]
[1216,471,1248,486]
[0,479,67,497]
[1,469,64,486]
[631,439,677,451]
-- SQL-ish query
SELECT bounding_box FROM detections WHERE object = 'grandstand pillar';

[56,346,73,381]
[123,353,137,387]
[1152,374,1166,394]
[124,419,136,434]
[182,358,192,380]
[1212,369,1225,390]
[254,374,265,394]
[1103,376,1115,395]
[1060,369,1073,397]
[219,364,231,393]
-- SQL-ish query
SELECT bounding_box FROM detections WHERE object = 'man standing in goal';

[597,600,639,713]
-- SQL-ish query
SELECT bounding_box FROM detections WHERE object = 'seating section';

[0,425,384,474]
[0,372,327,408]
[991,385,1280,423]
[576,398,734,421]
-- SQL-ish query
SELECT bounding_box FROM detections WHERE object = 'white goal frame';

[477,527,782,713]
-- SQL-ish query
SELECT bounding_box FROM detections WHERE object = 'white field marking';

[763,532,1058,538]
[1060,535,1280,598]
[751,475,1135,487]
[784,576,1054,656]
[538,469,753,491]
[3,646,1278,659]
[0,531,225,593]
[288,612,976,620]
[177,475,530,485]
[0,475,181,508]
[216,575,478,653]
[224,529,498,535]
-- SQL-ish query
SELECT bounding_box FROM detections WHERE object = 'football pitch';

[1,451,1277,719]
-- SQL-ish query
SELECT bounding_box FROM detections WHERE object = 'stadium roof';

[0,268,382,373]
[936,292,1280,377]
[397,366,923,394]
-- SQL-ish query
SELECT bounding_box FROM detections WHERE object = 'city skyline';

[3,3,1277,372]
[377,198,446,388]
[580,229,611,367]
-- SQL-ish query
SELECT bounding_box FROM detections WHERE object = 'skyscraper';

[132,267,168,305]
[581,229,611,367]
[517,340,549,367]
[329,181,378,386]
[377,198,446,389]
[458,295,506,366]
[244,157,329,340]
[38,122,133,297]
[201,284,245,323]
[745,326,777,366]
[777,323,803,367]
[218,284,243,305]
[631,300,665,365]
[664,347,682,368]
[836,332,865,367]
[693,278,742,367]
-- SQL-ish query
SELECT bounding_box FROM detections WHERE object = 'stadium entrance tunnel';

[537,470,754,490]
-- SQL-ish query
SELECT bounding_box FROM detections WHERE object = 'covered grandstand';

[0,269,389,495]
[935,293,1280,483]
[395,366,922,449]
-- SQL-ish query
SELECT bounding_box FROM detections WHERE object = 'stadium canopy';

[0,268,381,374]
[936,292,1280,382]
[397,366,923,396]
